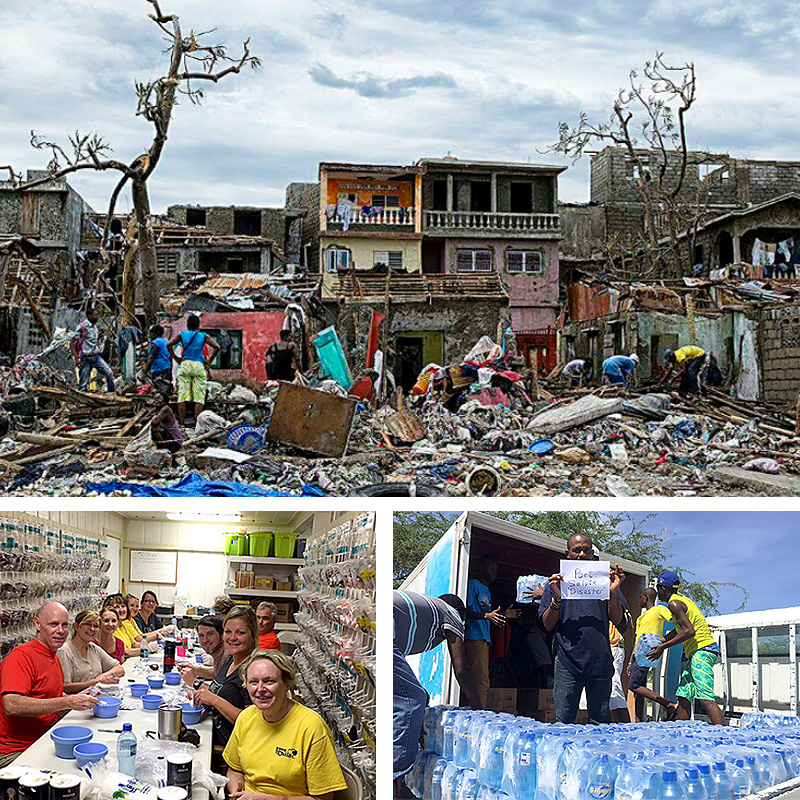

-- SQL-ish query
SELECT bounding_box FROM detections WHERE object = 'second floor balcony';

[324,205,416,231]
[424,209,560,235]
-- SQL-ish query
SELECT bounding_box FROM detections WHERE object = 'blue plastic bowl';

[164,672,181,685]
[180,702,203,724]
[50,725,93,759]
[141,693,163,711]
[93,696,122,718]
[130,683,149,697]
[74,741,108,768]
[147,676,164,689]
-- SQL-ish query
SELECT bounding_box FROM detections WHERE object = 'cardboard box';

[273,602,293,623]
[485,688,517,714]
[255,576,274,590]
[533,708,557,723]
[275,580,293,592]
[536,689,554,710]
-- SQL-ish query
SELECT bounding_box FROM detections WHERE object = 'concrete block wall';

[758,306,800,404]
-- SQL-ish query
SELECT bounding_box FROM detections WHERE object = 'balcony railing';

[424,210,560,232]
[325,207,415,228]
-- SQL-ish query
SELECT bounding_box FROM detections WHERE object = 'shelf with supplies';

[225,556,305,567]
[227,588,299,599]
[292,511,376,800]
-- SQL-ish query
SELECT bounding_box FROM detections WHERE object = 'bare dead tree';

[550,53,702,278]
[12,0,260,326]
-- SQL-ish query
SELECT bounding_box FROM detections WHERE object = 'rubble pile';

[2,346,800,496]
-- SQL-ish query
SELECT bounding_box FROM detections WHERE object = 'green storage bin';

[273,532,299,559]
[248,532,273,558]
[224,532,249,556]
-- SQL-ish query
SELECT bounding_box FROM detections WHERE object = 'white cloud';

[1,0,797,210]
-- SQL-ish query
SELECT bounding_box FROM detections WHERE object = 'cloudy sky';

[1,0,796,213]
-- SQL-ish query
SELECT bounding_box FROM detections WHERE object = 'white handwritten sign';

[559,559,610,600]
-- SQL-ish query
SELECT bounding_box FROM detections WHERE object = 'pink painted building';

[417,158,565,333]
[166,309,285,385]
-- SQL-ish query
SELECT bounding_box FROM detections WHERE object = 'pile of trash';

[2,337,800,496]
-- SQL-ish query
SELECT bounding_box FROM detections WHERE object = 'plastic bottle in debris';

[711,761,734,800]
[117,722,137,777]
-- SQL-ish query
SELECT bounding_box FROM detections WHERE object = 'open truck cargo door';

[401,511,652,711]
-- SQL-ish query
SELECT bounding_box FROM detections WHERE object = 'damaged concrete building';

[316,158,565,390]
[560,275,800,403]
[560,147,800,276]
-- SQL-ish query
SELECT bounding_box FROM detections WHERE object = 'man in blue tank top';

[168,314,220,425]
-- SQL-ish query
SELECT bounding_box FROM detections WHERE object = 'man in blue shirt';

[602,353,639,387]
[539,533,627,724]
[464,555,517,707]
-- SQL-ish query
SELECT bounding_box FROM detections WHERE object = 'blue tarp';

[85,472,325,498]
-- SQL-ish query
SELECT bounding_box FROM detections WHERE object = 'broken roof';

[417,157,566,175]
[334,271,509,303]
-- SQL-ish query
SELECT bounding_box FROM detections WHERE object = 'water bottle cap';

[122,722,132,731]
[698,763,711,774]
[734,758,744,767]
[684,768,698,779]
[713,761,726,770]
[662,770,677,781]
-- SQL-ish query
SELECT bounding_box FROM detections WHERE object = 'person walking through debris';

[601,353,639,387]
[648,571,726,725]
[539,533,627,724]
[145,324,173,399]
[393,590,483,794]
[73,307,116,394]
[627,587,677,722]
[168,314,220,425]
[264,329,300,382]
[563,358,593,387]
[662,346,707,395]
[465,554,519,707]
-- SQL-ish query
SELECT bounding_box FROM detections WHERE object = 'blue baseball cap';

[657,570,680,588]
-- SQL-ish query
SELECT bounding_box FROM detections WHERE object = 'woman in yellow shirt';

[223,651,347,800]
[104,594,168,658]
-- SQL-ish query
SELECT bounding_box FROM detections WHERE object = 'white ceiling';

[117,511,313,529]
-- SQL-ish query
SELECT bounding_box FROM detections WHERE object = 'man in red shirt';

[0,602,98,766]
[256,602,281,651]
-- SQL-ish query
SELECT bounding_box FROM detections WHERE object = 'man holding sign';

[539,534,626,724]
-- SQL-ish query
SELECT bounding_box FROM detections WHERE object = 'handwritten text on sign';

[559,559,610,600]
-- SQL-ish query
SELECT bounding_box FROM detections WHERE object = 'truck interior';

[464,523,647,717]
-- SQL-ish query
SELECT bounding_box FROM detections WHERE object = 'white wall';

[123,520,232,609]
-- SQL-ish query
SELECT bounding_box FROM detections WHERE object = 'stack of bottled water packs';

[405,707,800,800]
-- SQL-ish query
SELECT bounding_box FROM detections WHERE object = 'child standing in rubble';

[168,314,220,426]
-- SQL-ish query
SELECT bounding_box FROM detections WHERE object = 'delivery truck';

[400,511,652,714]
[707,605,800,719]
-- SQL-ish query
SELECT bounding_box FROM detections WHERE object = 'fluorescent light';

[166,512,242,523]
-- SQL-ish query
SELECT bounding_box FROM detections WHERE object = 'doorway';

[422,240,445,273]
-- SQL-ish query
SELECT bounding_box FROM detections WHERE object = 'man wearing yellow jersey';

[649,571,725,726]
[627,587,678,722]
[662,346,707,395]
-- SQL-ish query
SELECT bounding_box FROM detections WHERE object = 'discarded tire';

[349,482,445,497]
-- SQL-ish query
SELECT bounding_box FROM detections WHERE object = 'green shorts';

[177,359,207,404]
[676,647,718,703]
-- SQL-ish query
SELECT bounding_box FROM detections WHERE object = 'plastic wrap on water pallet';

[407,705,800,800]
[515,574,549,604]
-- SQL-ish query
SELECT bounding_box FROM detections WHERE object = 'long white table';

[15,654,214,798]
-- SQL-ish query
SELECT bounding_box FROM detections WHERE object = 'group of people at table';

[0,592,348,800]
